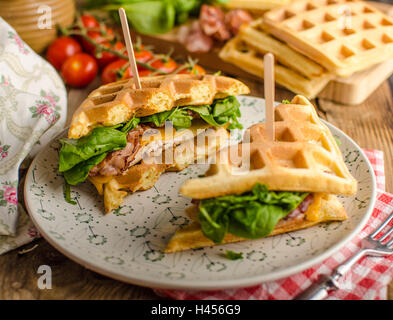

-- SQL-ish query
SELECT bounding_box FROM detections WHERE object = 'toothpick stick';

[118,8,141,89]
[264,53,275,141]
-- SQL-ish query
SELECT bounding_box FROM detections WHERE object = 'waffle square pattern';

[180,95,358,199]
[263,0,393,77]
[68,74,250,139]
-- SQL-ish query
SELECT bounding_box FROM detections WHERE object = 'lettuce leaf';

[63,153,108,186]
[198,184,309,243]
[139,96,243,130]
[58,127,127,172]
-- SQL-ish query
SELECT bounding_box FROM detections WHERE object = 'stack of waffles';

[219,0,393,98]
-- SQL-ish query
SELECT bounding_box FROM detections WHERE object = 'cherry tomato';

[101,59,127,84]
[95,41,125,69]
[82,26,115,54]
[73,14,100,45]
[134,46,154,70]
[150,57,178,74]
[121,68,153,80]
[61,53,98,87]
[178,64,206,75]
[46,36,82,70]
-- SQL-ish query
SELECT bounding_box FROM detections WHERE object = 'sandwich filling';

[58,96,242,186]
[194,183,313,243]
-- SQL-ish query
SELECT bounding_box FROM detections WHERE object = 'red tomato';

[101,59,127,84]
[178,64,206,75]
[134,48,154,69]
[150,57,178,74]
[121,68,153,80]
[74,14,100,45]
[61,53,98,87]
[94,41,125,69]
[80,14,100,29]
[46,36,82,70]
[82,26,115,54]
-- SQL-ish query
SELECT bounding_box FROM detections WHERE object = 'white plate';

[24,96,376,290]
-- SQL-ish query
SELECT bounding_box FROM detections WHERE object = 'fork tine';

[369,211,393,239]
[386,238,393,248]
[378,226,393,243]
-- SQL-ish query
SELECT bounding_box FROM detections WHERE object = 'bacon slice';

[224,9,253,35]
[200,5,231,41]
[177,21,213,53]
[89,125,146,177]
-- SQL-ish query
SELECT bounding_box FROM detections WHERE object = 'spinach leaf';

[120,115,140,133]
[63,182,77,205]
[63,153,108,186]
[185,96,243,130]
[225,250,243,260]
[58,127,127,172]
[198,184,309,243]
[140,107,193,130]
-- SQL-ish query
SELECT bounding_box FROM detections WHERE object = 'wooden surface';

[0,0,392,300]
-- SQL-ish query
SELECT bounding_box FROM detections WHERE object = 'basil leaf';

[198,183,309,243]
[58,127,127,172]
[63,153,108,186]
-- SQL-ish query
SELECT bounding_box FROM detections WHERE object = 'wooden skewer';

[118,8,141,89]
[264,53,275,141]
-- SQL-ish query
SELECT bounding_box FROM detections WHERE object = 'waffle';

[89,127,229,213]
[225,0,293,13]
[68,74,250,139]
[165,193,347,253]
[263,0,393,77]
[180,95,357,199]
[219,19,333,98]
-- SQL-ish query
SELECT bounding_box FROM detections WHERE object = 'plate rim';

[24,96,377,290]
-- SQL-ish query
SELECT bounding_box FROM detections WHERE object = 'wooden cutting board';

[132,1,393,105]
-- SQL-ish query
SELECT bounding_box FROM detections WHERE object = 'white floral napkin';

[0,18,67,242]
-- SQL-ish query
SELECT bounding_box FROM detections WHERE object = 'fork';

[295,211,393,300]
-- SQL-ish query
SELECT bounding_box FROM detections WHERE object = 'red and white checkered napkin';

[154,149,393,300]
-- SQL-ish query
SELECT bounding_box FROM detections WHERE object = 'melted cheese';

[304,193,323,222]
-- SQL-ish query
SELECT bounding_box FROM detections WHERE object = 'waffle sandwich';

[58,74,250,213]
[166,95,357,253]
[263,0,393,77]
[219,18,333,98]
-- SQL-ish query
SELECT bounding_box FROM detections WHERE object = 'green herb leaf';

[63,182,77,205]
[63,153,108,186]
[282,99,291,104]
[198,183,309,243]
[225,250,243,260]
[58,127,127,172]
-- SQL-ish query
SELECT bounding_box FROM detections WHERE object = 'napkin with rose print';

[0,18,67,239]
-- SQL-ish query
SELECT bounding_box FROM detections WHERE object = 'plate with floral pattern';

[24,96,376,290]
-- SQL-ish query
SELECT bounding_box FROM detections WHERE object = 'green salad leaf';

[140,96,243,131]
[63,153,108,185]
[198,184,309,243]
[85,0,228,35]
[225,250,243,260]
[58,127,127,173]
